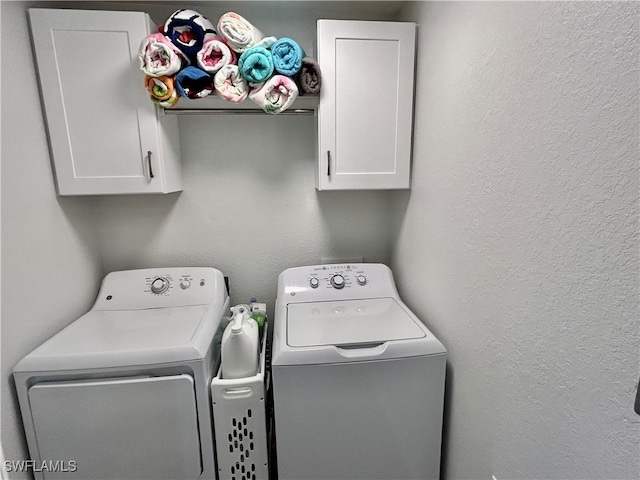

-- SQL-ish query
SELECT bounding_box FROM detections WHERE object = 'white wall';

[394,2,639,479]
[1,1,105,473]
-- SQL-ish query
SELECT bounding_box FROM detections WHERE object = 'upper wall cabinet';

[316,20,416,191]
[29,9,182,196]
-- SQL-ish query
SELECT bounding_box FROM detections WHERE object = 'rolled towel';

[238,46,274,83]
[164,9,217,60]
[144,75,176,101]
[271,37,305,76]
[254,36,277,49]
[151,89,180,108]
[249,75,299,114]
[138,33,188,77]
[175,66,214,99]
[214,65,249,103]
[295,57,322,95]
[217,12,264,53]
[196,38,237,74]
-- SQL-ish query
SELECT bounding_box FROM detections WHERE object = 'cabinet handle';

[327,150,331,176]
[146,151,154,180]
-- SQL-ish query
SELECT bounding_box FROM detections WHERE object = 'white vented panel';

[225,407,262,480]
[212,338,269,480]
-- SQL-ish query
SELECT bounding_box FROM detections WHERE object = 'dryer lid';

[287,298,425,348]
[14,305,222,372]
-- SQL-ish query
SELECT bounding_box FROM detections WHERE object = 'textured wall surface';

[1,2,105,474]
[394,2,639,479]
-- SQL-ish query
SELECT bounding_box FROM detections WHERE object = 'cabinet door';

[29,9,181,195]
[317,20,415,190]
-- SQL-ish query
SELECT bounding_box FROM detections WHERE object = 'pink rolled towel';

[197,38,237,74]
[248,75,299,114]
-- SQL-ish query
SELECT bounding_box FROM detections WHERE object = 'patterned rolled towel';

[197,38,237,74]
[271,37,305,76]
[214,65,249,103]
[295,57,322,95]
[144,75,176,101]
[217,12,264,53]
[164,9,217,60]
[175,66,214,99]
[138,33,188,77]
[151,89,180,108]
[238,46,274,84]
[249,75,299,114]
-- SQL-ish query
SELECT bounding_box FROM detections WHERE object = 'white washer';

[271,263,447,480]
[13,267,229,480]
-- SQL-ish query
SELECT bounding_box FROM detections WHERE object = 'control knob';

[330,274,345,289]
[309,277,320,289]
[151,277,169,294]
[356,275,367,286]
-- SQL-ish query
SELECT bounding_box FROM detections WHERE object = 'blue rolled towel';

[175,66,214,99]
[238,46,274,84]
[271,37,305,76]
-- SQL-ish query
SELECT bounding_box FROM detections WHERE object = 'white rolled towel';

[214,65,249,103]
[217,12,264,53]
[138,33,188,77]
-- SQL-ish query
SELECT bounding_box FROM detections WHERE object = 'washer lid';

[14,305,221,372]
[287,298,425,347]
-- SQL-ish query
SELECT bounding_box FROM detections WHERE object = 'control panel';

[92,267,228,311]
[145,272,197,296]
[308,266,367,291]
[279,263,398,304]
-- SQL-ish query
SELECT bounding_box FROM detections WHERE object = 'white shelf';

[164,94,318,115]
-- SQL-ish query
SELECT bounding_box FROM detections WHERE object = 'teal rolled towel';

[272,37,305,76]
[238,46,274,83]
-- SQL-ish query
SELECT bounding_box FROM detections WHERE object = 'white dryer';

[271,263,446,480]
[13,267,229,480]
